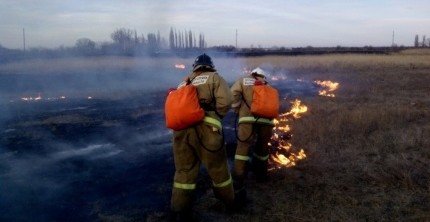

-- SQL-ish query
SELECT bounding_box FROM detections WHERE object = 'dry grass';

[162,52,430,221]
[7,53,428,221]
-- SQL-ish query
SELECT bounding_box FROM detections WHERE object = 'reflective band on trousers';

[253,152,270,161]
[235,154,250,161]
[238,116,274,125]
[213,175,232,188]
[173,182,196,190]
[203,116,222,129]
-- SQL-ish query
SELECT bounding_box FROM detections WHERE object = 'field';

[175,52,430,221]
[1,51,429,221]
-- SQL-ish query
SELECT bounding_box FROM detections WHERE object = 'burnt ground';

[0,75,318,221]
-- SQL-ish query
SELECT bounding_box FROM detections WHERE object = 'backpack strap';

[240,79,251,109]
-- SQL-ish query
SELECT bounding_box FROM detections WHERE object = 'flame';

[269,99,308,168]
[34,93,42,101]
[314,80,339,97]
[21,93,42,102]
[174,64,186,69]
[18,94,97,102]
[281,99,308,119]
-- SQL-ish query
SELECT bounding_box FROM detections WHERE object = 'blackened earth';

[0,80,318,221]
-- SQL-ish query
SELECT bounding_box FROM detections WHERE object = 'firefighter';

[170,54,234,221]
[231,67,276,206]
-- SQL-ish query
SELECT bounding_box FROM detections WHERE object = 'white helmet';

[251,67,266,78]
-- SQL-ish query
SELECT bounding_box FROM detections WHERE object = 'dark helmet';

[193,53,214,71]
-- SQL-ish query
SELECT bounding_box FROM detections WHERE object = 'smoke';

[0,56,321,220]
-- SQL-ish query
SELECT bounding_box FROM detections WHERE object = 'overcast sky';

[0,0,429,49]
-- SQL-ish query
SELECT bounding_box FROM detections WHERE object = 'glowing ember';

[17,94,96,102]
[269,99,308,168]
[21,93,42,102]
[34,93,42,101]
[174,64,186,69]
[314,80,339,97]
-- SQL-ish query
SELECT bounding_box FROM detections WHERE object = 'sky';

[0,0,429,49]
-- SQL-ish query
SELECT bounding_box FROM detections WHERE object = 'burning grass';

[172,52,430,221]
[2,51,429,221]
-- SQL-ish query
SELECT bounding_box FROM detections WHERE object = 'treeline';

[78,27,207,55]
[414,34,430,47]
[0,27,209,63]
[169,28,207,49]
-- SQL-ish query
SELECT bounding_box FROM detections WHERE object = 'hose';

[194,123,225,153]
[234,113,258,143]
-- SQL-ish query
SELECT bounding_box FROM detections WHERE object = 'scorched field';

[0,50,429,221]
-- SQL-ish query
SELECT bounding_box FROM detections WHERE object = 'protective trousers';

[234,123,273,189]
[171,122,234,212]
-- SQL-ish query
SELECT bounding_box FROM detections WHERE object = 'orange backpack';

[165,80,205,130]
[250,81,280,119]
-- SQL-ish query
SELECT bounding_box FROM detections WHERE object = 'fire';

[314,80,339,97]
[269,99,308,168]
[34,93,42,101]
[17,94,96,102]
[21,93,42,102]
[174,64,186,69]
[281,99,308,119]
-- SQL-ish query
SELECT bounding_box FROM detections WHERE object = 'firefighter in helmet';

[231,67,276,206]
[170,54,234,220]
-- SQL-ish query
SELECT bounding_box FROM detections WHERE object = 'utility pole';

[391,30,395,46]
[235,29,238,49]
[23,28,26,53]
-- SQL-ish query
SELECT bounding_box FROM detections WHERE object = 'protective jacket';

[171,70,234,213]
[177,70,231,126]
[231,74,276,198]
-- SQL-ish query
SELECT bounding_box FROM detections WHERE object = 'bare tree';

[193,33,197,49]
[157,30,161,48]
[414,34,419,47]
[147,33,158,52]
[111,28,134,52]
[189,30,193,48]
[174,29,178,49]
[169,27,175,49]
[75,38,95,55]
[185,30,189,48]
[134,30,138,44]
[181,31,185,48]
[178,31,182,48]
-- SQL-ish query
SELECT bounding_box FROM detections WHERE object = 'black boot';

[234,187,247,210]
[253,160,269,183]
[169,210,196,222]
